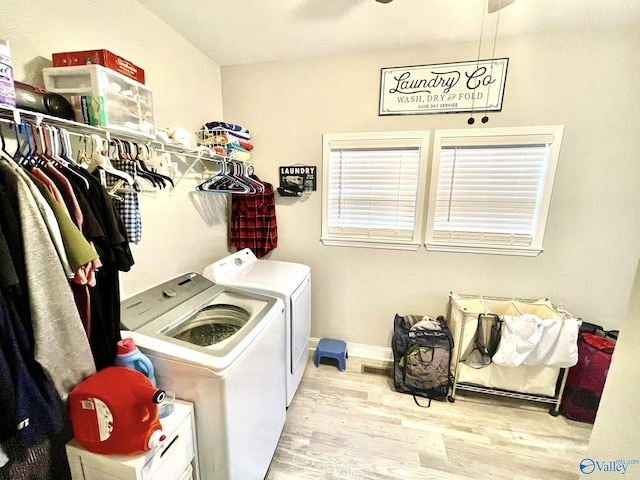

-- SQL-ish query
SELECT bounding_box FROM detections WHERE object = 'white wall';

[587,259,640,473]
[220,26,640,347]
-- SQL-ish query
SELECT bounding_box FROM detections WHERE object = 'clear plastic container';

[43,64,154,138]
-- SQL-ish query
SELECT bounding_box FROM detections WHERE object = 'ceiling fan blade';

[487,0,516,13]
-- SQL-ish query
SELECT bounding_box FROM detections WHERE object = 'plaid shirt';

[230,182,277,258]
[106,159,142,244]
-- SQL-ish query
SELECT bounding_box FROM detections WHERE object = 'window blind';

[432,143,549,246]
[327,146,420,241]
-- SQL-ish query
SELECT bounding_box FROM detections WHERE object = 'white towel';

[492,314,543,367]
[526,317,580,368]
[492,314,580,368]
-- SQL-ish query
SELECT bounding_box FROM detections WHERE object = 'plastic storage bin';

[43,64,154,138]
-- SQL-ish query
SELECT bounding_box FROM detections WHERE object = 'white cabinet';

[65,400,199,480]
[43,64,155,139]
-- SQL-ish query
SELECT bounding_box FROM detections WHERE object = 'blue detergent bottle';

[114,338,157,386]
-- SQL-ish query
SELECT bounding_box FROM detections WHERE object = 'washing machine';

[203,249,311,407]
[120,272,286,480]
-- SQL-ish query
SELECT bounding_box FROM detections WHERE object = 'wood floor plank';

[266,356,591,480]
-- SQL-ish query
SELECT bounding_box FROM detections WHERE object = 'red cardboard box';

[52,49,145,84]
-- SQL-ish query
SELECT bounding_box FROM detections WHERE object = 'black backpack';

[392,314,454,407]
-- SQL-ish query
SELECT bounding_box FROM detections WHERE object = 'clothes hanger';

[125,140,165,189]
[91,134,134,185]
[226,161,261,194]
[0,122,15,162]
[13,120,34,167]
[134,142,174,189]
[98,139,133,197]
[231,161,256,193]
[75,134,92,167]
[118,139,159,191]
[37,124,54,165]
[232,161,259,193]
[238,162,264,193]
[56,127,78,165]
[32,123,52,167]
[112,138,162,194]
[147,144,178,179]
[50,127,91,190]
[195,159,251,193]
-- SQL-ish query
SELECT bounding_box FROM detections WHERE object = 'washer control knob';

[162,288,177,298]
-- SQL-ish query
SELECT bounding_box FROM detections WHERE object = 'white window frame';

[321,131,430,251]
[425,125,564,257]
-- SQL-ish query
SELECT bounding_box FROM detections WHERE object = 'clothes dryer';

[203,249,311,407]
[120,272,286,480]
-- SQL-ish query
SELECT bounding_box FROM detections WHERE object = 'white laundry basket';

[447,292,578,414]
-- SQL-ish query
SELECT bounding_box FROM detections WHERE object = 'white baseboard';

[309,337,393,363]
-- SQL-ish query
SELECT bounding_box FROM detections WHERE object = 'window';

[321,131,429,250]
[425,126,564,256]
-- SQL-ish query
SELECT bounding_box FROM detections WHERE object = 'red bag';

[560,333,615,423]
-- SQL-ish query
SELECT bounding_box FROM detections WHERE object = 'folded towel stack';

[201,121,254,160]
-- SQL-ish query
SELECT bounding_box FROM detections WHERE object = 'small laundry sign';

[278,165,316,197]
[379,58,508,116]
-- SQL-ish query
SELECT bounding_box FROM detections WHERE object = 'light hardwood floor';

[266,356,592,480]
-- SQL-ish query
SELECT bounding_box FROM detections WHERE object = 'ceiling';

[138,0,639,66]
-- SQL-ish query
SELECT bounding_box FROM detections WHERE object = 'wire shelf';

[197,128,252,162]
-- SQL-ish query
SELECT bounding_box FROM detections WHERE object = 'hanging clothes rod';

[0,105,227,163]
[0,105,148,145]
[0,105,250,190]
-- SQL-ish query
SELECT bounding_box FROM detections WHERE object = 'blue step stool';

[314,338,348,371]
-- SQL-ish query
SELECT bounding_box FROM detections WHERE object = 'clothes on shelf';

[204,120,251,140]
[200,120,254,160]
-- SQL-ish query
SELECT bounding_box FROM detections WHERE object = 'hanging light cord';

[481,2,501,121]
[491,3,501,62]
[469,1,487,124]
[475,3,487,68]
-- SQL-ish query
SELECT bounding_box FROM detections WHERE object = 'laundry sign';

[278,165,316,196]
[379,58,508,115]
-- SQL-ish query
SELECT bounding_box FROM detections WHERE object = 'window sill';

[425,242,543,257]
[321,237,421,251]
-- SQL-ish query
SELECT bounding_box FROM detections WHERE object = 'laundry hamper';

[447,292,578,415]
